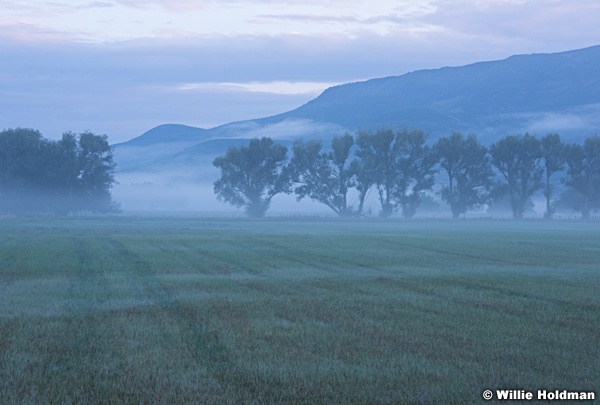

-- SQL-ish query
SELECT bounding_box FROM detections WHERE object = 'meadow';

[0,217,599,404]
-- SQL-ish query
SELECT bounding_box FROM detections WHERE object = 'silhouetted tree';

[354,129,434,218]
[392,129,436,218]
[290,134,357,217]
[0,128,46,211]
[213,137,290,217]
[490,134,543,219]
[540,133,565,219]
[434,133,494,219]
[354,129,398,217]
[77,131,118,213]
[563,135,600,220]
[353,130,379,216]
[0,128,118,214]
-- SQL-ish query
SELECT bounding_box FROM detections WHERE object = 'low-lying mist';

[112,170,557,219]
[113,170,333,216]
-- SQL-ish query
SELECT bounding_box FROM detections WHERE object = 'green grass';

[1,218,599,404]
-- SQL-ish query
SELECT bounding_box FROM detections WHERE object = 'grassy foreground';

[0,218,599,404]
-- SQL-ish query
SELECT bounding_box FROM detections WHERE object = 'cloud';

[178,81,341,95]
[218,118,345,140]
[424,0,600,52]
[523,108,600,138]
[0,22,76,43]
[1,0,600,143]
[1,25,598,143]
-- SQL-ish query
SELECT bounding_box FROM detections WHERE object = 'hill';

[117,45,600,164]
[112,45,600,208]
[258,44,600,140]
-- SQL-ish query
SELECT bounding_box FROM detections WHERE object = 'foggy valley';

[2,3,600,402]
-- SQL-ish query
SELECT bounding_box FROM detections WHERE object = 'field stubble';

[0,218,599,404]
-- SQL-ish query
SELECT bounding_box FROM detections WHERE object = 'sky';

[1,0,600,143]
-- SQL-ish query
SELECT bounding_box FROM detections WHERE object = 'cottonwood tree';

[289,134,357,217]
[213,137,290,217]
[392,129,436,218]
[353,130,379,216]
[540,133,565,219]
[354,128,435,218]
[0,128,46,211]
[563,135,600,220]
[434,133,494,219]
[77,131,118,213]
[490,134,543,219]
[354,129,398,217]
[0,128,118,213]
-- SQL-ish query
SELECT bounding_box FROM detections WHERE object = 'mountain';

[114,45,600,175]
[117,124,211,147]
[257,44,600,140]
[111,45,600,211]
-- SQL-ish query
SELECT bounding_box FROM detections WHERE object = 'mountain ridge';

[115,44,600,174]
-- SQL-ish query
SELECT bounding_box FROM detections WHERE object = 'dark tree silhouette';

[490,134,543,219]
[289,134,357,217]
[434,133,494,219]
[563,135,600,220]
[392,129,436,218]
[0,128,118,214]
[354,129,435,218]
[213,137,290,217]
[540,133,565,219]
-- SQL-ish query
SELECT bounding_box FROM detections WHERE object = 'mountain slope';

[114,45,600,176]
[115,124,211,147]
[259,44,600,138]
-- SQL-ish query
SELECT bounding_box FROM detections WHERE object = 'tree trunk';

[544,172,553,219]
[582,197,590,220]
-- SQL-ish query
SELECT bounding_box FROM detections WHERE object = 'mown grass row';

[1,218,599,404]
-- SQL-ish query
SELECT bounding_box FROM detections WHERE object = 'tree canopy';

[209,131,599,220]
[213,137,290,217]
[0,128,118,214]
[540,133,565,219]
[289,134,357,217]
[434,133,493,219]
[563,135,600,220]
[490,134,543,219]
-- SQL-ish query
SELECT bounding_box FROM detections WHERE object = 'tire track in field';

[145,236,267,275]
[372,237,535,267]
[100,237,250,400]
[3,234,234,403]
[0,246,19,290]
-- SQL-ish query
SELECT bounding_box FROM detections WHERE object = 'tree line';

[0,128,119,214]
[213,130,600,219]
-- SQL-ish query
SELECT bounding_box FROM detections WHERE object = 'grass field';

[0,218,599,404]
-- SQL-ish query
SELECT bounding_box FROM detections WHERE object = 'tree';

[213,137,290,217]
[0,128,118,214]
[540,133,565,219]
[359,128,398,217]
[490,134,543,219]
[563,135,600,220]
[289,134,357,217]
[76,131,119,213]
[353,128,435,218]
[0,128,46,211]
[434,133,494,219]
[392,129,436,218]
[353,130,379,216]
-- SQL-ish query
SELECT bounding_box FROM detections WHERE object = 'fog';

[113,170,335,216]
[110,163,585,219]
[110,168,535,219]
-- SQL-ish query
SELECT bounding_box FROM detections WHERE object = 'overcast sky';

[1,0,599,143]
